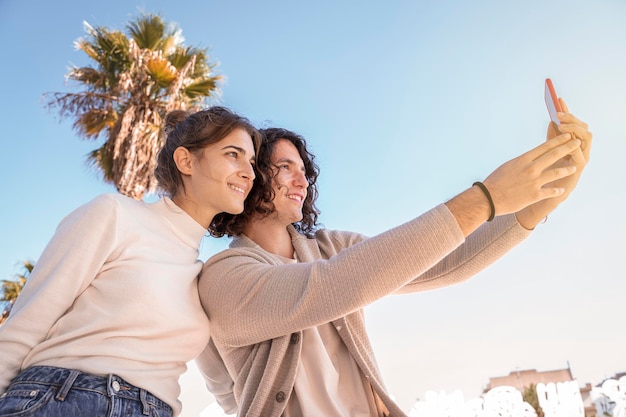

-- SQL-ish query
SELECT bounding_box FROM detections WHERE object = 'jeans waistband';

[12,366,171,412]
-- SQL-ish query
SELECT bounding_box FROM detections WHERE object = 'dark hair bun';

[164,110,190,135]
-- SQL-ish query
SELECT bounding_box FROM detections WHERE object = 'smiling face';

[269,139,309,226]
[175,127,256,227]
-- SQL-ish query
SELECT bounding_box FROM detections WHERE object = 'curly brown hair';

[211,127,320,238]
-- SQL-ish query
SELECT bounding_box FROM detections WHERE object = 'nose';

[293,170,309,189]
[241,160,256,181]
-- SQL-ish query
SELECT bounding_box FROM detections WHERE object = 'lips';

[286,193,304,203]
[228,183,248,196]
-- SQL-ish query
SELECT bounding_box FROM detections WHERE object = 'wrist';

[445,184,494,237]
[516,203,553,230]
[472,182,495,222]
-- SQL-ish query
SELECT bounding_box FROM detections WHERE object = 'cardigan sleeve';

[392,213,531,294]
[199,204,465,347]
[195,339,237,414]
[0,195,120,393]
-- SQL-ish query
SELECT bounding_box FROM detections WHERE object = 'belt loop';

[55,369,80,401]
[140,389,150,415]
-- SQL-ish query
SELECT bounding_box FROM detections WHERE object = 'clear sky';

[1,1,625,416]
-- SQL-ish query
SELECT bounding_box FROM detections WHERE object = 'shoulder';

[97,193,147,211]
[200,238,283,283]
[204,245,278,270]
[77,193,139,212]
[88,193,162,219]
[60,193,122,222]
[59,193,153,230]
[46,194,129,245]
[313,227,368,252]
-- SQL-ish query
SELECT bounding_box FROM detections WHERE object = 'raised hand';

[482,133,581,217]
[515,100,592,229]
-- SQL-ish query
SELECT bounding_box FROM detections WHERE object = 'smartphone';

[544,78,562,125]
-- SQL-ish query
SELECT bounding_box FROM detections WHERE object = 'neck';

[171,194,217,229]
[243,215,295,259]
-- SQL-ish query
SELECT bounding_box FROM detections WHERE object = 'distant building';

[485,367,574,393]
[485,367,596,417]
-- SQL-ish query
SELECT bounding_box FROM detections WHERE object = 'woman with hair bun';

[0,106,260,417]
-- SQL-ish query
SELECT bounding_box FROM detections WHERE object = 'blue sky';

[1,1,625,415]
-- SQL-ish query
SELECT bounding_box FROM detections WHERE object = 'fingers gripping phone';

[544,78,562,125]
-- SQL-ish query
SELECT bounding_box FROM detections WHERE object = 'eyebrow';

[274,157,305,172]
[221,144,252,156]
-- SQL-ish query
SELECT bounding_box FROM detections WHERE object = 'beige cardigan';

[197,204,531,417]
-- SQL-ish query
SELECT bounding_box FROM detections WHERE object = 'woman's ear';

[173,146,193,176]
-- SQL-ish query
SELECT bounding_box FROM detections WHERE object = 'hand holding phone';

[544,78,562,125]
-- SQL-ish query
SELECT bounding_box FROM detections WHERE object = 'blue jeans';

[0,366,173,417]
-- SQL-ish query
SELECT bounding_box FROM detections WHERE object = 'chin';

[226,203,245,215]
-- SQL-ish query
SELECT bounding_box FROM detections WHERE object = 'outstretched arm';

[201,108,592,347]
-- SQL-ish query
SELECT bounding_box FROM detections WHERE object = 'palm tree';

[45,13,222,199]
[1,260,34,324]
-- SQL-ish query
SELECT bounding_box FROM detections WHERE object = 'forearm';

[195,340,237,414]
[396,213,530,294]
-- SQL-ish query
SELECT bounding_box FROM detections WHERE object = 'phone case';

[545,78,562,125]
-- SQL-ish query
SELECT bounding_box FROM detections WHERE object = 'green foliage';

[522,384,544,417]
[45,12,222,199]
[1,260,34,324]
